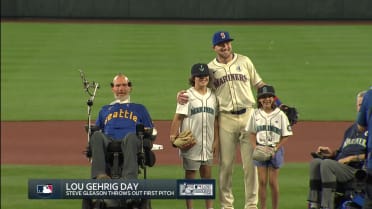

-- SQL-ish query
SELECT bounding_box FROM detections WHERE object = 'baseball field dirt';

[1,121,351,165]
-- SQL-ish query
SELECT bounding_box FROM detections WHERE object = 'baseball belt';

[230,108,246,115]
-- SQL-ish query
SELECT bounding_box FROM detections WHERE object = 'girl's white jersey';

[246,107,293,146]
[176,87,218,161]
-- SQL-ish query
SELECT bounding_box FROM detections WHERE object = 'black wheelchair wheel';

[139,199,152,209]
[82,199,108,209]
[82,199,93,209]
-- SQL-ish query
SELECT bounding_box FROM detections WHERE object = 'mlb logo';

[37,184,53,194]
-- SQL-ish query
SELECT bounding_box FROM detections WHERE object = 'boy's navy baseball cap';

[191,63,210,77]
[212,31,234,46]
[257,85,275,99]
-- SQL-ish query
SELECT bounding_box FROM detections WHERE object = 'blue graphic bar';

[28,179,215,199]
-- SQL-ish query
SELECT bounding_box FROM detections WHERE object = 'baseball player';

[207,31,264,209]
[177,31,286,209]
[246,85,292,209]
[170,63,219,209]
[89,73,154,180]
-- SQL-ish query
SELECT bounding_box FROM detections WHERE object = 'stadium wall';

[1,0,372,20]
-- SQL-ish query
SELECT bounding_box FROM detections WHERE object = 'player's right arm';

[169,113,186,145]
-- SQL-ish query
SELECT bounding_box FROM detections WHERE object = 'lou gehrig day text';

[64,182,174,197]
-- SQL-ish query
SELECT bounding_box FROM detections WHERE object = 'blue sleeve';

[274,96,282,107]
[138,104,153,128]
[95,106,107,130]
[357,90,372,127]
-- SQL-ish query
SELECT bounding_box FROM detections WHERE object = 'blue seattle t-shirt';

[95,103,153,140]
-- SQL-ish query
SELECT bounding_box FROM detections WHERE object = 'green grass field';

[1,164,308,209]
[1,21,371,209]
[1,22,372,121]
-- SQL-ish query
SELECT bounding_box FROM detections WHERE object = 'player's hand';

[317,146,331,156]
[177,90,189,105]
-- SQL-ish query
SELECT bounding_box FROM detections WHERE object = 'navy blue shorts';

[254,146,284,169]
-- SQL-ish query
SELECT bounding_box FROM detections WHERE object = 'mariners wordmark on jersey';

[213,73,247,88]
[190,106,215,115]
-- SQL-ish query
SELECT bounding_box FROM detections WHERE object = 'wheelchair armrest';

[84,125,101,134]
[142,138,153,151]
[311,152,326,159]
[144,127,157,141]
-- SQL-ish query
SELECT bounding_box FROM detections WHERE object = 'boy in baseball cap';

[170,63,219,209]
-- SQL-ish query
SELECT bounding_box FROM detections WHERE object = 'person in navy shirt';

[307,90,367,209]
[90,73,154,179]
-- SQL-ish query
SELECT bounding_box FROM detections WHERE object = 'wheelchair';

[310,152,366,209]
[81,126,157,209]
[335,169,366,209]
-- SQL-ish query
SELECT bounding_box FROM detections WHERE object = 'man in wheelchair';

[89,73,155,179]
[307,91,368,209]
[84,73,156,209]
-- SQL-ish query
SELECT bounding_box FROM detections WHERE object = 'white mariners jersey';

[175,87,218,161]
[246,108,293,146]
[208,53,262,112]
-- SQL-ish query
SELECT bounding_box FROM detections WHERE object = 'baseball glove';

[280,105,298,126]
[252,145,275,162]
[172,129,196,150]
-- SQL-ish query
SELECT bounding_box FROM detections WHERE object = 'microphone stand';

[86,83,99,144]
[79,70,99,160]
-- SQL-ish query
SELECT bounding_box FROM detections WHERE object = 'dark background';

[2,0,372,20]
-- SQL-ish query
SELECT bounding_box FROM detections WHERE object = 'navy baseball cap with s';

[191,63,210,77]
[212,31,234,46]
